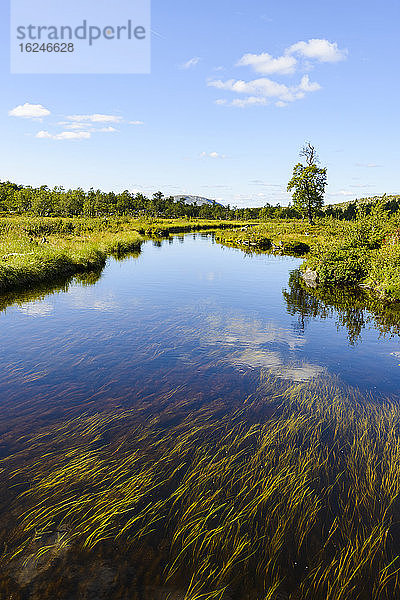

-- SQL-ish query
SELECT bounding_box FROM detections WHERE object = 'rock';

[302,268,319,288]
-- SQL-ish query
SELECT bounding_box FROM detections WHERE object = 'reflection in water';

[200,311,324,380]
[283,269,400,345]
[1,236,400,598]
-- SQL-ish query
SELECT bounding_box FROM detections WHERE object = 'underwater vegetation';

[1,376,400,599]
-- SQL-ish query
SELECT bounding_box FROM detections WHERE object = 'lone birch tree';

[287,142,327,224]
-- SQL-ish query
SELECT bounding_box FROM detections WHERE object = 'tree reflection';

[283,269,400,345]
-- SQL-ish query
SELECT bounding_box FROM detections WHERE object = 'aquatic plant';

[2,377,400,599]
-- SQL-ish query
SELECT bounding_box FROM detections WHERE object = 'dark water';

[1,233,399,439]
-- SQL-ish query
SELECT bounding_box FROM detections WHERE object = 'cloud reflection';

[17,302,54,317]
[199,311,324,381]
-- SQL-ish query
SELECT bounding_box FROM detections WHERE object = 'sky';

[1,0,399,208]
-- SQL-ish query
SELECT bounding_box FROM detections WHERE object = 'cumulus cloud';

[211,39,346,108]
[287,39,347,62]
[237,52,297,75]
[36,130,91,140]
[180,57,201,69]
[9,103,50,119]
[11,104,137,139]
[66,114,123,123]
[235,39,346,77]
[208,74,320,107]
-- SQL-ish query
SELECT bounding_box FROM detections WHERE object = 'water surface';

[1,233,399,443]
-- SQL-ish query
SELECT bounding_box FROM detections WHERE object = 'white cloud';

[129,120,144,125]
[57,121,93,130]
[287,39,347,63]
[234,39,346,78]
[209,77,290,97]
[209,39,345,109]
[36,130,91,140]
[180,57,201,69]
[9,103,50,119]
[200,151,226,159]
[57,121,119,133]
[231,97,269,108]
[237,52,297,75]
[208,74,320,107]
[297,74,321,93]
[66,114,123,123]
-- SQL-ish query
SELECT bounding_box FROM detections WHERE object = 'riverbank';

[215,206,400,301]
[0,217,249,293]
[214,219,327,254]
[0,229,143,294]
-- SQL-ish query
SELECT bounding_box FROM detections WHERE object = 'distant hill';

[324,194,400,210]
[173,195,224,207]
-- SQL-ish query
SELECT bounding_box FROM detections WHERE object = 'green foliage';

[307,243,370,286]
[287,144,327,223]
[367,244,400,299]
[304,198,399,292]
[287,164,327,222]
[0,225,143,293]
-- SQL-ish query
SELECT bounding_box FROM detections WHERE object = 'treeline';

[324,194,400,220]
[2,180,397,221]
[0,181,300,220]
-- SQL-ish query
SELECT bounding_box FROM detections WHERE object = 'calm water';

[1,233,399,441]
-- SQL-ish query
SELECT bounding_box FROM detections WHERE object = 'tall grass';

[0,228,143,294]
[0,216,248,293]
[2,376,400,599]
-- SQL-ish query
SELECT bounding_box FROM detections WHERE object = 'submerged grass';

[2,376,400,599]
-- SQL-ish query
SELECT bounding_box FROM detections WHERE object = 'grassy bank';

[304,203,400,299]
[214,219,339,255]
[0,217,248,294]
[215,202,400,301]
[2,376,400,599]
[0,229,143,294]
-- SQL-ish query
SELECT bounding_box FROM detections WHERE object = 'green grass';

[0,230,143,293]
[3,376,400,599]
[214,219,339,255]
[215,211,400,301]
[0,216,249,294]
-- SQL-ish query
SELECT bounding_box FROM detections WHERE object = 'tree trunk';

[307,200,314,224]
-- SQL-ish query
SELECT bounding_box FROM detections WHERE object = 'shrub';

[367,244,400,299]
[307,243,370,286]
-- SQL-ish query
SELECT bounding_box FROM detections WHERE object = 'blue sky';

[1,0,399,207]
